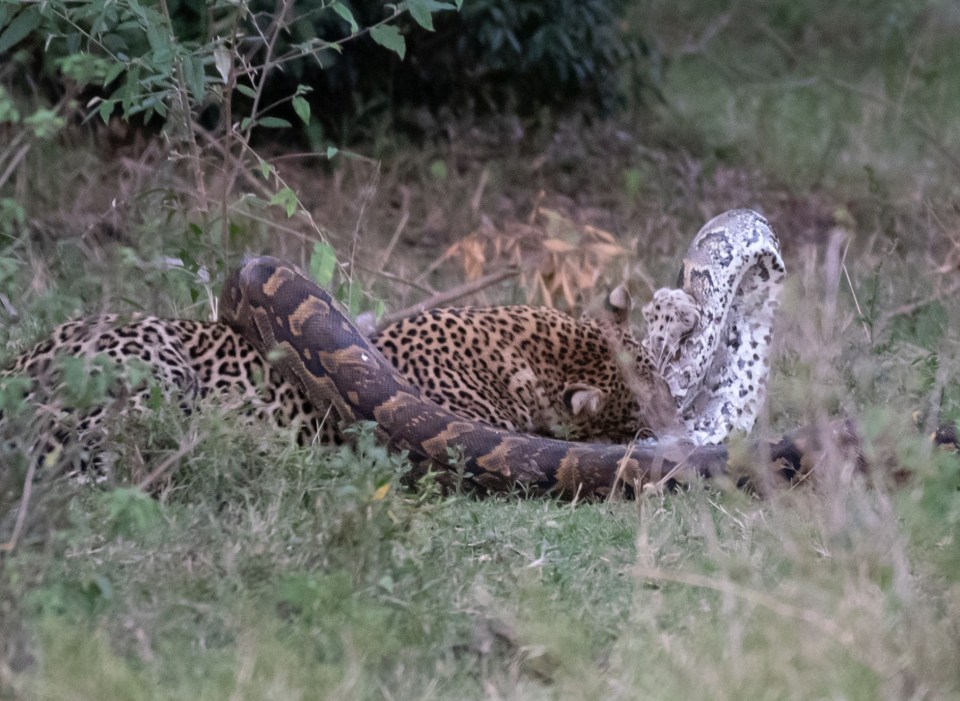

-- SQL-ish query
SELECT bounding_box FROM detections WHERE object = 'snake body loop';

[219,209,795,496]
[220,256,738,496]
[641,209,785,443]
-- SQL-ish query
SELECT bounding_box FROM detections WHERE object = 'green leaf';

[145,26,172,68]
[326,146,338,159]
[330,2,359,33]
[119,64,140,117]
[98,99,116,123]
[259,161,273,179]
[235,84,256,98]
[183,54,205,103]
[292,96,310,125]
[24,108,66,140]
[0,6,40,54]
[103,33,129,54]
[407,0,434,31]
[259,116,292,129]
[310,241,338,287]
[103,61,125,87]
[370,25,405,60]
[346,283,363,316]
[269,186,298,218]
[105,488,162,539]
[429,159,447,180]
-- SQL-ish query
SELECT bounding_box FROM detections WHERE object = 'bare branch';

[376,267,521,330]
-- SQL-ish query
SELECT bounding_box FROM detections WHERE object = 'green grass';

[631,0,960,195]
[4,439,960,698]
[3,0,960,698]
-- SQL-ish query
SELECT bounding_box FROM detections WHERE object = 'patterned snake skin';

[642,209,785,443]
[218,209,808,497]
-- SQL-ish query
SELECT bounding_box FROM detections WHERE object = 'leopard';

[0,288,670,483]
[0,315,322,483]
[370,293,677,443]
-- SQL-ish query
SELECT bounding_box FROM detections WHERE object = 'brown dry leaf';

[573,265,598,289]
[586,242,626,259]
[542,238,577,253]
[491,234,503,259]
[537,274,553,307]
[560,267,576,308]
[442,239,463,261]
[460,239,487,281]
[441,199,627,309]
[583,224,618,244]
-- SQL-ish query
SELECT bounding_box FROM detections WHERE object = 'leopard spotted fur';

[0,315,319,482]
[371,301,676,442]
[0,296,672,482]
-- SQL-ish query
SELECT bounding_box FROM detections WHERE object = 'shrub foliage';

[0,0,657,142]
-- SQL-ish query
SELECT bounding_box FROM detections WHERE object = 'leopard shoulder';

[372,302,676,442]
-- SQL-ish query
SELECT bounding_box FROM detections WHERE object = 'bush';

[0,0,659,145]
[263,0,661,136]
[442,0,657,114]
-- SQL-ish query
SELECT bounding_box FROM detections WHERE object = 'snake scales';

[220,210,825,497]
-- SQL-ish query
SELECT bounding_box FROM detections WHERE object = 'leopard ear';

[563,383,604,416]
[604,284,633,325]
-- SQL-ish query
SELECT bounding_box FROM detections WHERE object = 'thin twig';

[136,433,202,492]
[220,12,242,248]
[875,278,960,335]
[839,238,871,342]
[192,126,328,246]
[347,164,381,297]
[0,458,37,553]
[376,267,521,329]
[242,0,293,145]
[821,75,960,176]
[923,341,951,439]
[0,291,18,320]
[677,11,733,56]
[414,248,456,286]
[755,20,798,68]
[157,0,208,211]
[231,10,406,79]
[470,168,489,214]
[0,142,29,191]
[354,264,436,295]
[225,202,313,244]
[378,211,410,271]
